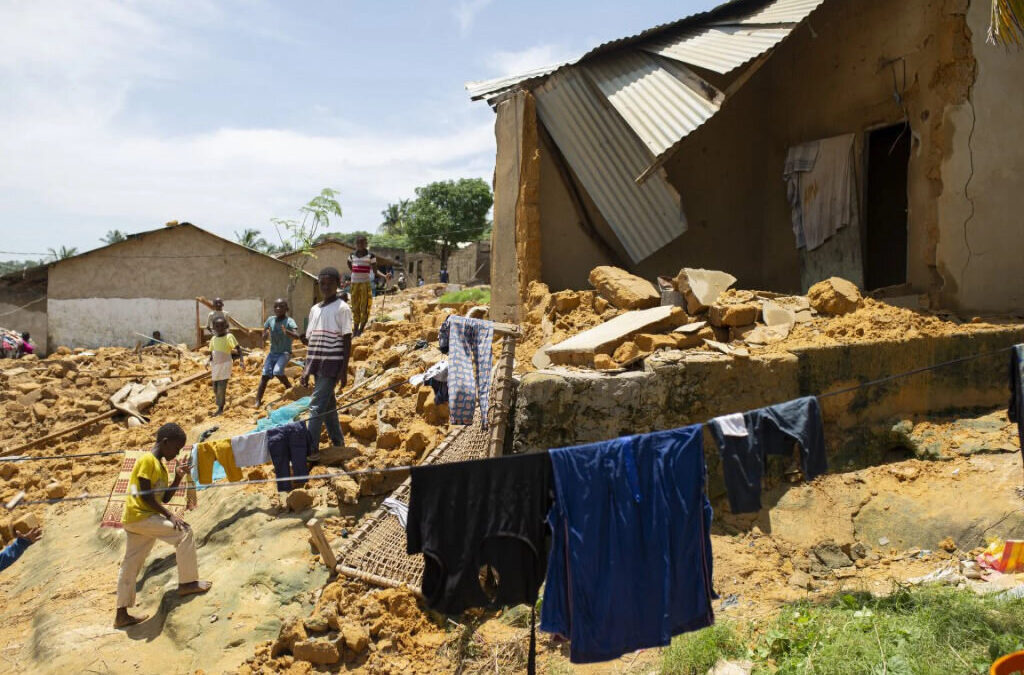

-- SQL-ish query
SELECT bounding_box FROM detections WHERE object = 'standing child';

[346,236,387,336]
[256,298,299,406]
[208,317,240,416]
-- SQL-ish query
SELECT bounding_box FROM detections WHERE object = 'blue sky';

[0,0,718,259]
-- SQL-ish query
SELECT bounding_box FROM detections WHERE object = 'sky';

[0,0,719,260]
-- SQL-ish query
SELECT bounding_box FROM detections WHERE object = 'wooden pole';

[487,333,517,458]
[306,518,338,570]
[195,299,202,350]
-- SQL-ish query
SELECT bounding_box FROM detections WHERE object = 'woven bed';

[335,419,491,592]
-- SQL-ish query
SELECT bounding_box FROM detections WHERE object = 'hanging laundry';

[267,421,311,492]
[541,425,715,664]
[406,452,552,613]
[1009,345,1024,458]
[231,430,270,468]
[438,316,493,427]
[784,133,858,251]
[195,438,243,484]
[709,396,827,514]
[381,498,409,528]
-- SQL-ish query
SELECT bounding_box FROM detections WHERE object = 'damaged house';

[468,0,1024,321]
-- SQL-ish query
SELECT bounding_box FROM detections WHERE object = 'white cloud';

[0,1,496,252]
[486,44,577,77]
[453,0,494,36]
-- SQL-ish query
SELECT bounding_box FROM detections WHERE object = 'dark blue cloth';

[708,396,827,514]
[0,537,31,573]
[427,378,449,405]
[267,421,310,492]
[1010,345,1024,458]
[540,425,715,664]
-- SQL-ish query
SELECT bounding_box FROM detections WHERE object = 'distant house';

[469,0,1024,319]
[447,241,491,286]
[2,223,318,352]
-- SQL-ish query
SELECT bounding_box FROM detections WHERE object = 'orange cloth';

[196,438,243,483]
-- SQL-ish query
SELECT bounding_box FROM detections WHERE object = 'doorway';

[863,123,910,290]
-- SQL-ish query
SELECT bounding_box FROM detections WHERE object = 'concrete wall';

[47,225,316,350]
[0,279,47,356]
[935,0,1024,312]
[490,94,526,320]
[447,241,491,285]
[406,252,442,283]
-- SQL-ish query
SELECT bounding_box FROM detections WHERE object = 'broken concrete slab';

[761,300,796,327]
[546,306,686,366]
[673,321,707,334]
[704,339,750,358]
[674,268,736,314]
[744,324,792,345]
[588,266,660,310]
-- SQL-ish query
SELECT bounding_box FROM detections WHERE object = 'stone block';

[341,623,370,653]
[45,482,67,499]
[376,429,402,450]
[546,306,686,366]
[612,341,641,364]
[593,354,618,370]
[405,422,435,458]
[553,291,581,314]
[808,277,862,315]
[673,268,736,313]
[348,418,377,442]
[286,488,314,513]
[292,639,339,665]
[709,303,760,328]
[588,266,660,310]
[633,334,677,352]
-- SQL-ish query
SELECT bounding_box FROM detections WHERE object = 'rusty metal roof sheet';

[534,67,686,263]
[641,25,793,74]
[583,50,721,159]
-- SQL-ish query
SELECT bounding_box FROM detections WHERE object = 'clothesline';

[4,343,1018,507]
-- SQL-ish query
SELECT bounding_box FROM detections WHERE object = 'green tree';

[270,188,343,277]
[379,199,410,236]
[101,229,127,245]
[47,246,78,261]
[404,179,492,266]
[235,228,270,251]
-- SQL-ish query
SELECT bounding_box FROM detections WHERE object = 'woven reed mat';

[100,450,197,529]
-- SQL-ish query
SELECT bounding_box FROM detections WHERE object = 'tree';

[379,200,410,236]
[235,228,270,251]
[404,178,492,266]
[270,188,343,277]
[47,246,78,261]
[101,230,127,245]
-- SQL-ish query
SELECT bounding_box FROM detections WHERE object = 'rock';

[842,541,868,560]
[0,464,17,480]
[272,618,308,657]
[348,418,377,442]
[32,402,49,420]
[329,475,360,505]
[674,326,715,349]
[673,268,737,314]
[788,570,814,590]
[55,346,72,356]
[633,333,677,352]
[728,324,757,342]
[12,513,40,535]
[81,400,105,413]
[405,422,435,458]
[340,623,370,654]
[422,401,449,426]
[709,303,760,328]
[588,266,660,310]
[708,659,754,675]
[808,277,862,315]
[888,465,920,482]
[553,291,581,314]
[593,354,618,370]
[612,341,641,364]
[939,536,957,552]
[14,382,41,394]
[45,482,67,499]
[71,465,87,483]
[812,540,853,570]
[351,345,370,361]
[593,296,610,313]
[286,488,314,513]
[415,387,432,414]
[292,639,340,665]
[376,429,402,450]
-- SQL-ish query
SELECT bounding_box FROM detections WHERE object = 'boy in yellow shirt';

[115,423,212,628]
[209,316,241,416]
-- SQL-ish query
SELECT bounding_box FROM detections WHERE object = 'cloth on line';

[541,425,715,664]
[231,430,271,468]
[708,396,828,514]
[267,421,311,492]
[711,412,748,438]
[196,438,243,484]
[190,444,226,486]
[1010,345,1024,458]
[784,133,858,251]
[254,396,312,432]
[438,316,493,427]
[101,450,197,529]
[381,497,409,528]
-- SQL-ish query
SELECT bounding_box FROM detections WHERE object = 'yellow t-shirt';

[123,452,169,524]
[209,333,239,354]
[209,333,239,382]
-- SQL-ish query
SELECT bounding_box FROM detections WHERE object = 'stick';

[306,518,338,570]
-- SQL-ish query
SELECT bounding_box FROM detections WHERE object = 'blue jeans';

[306,375,343,452]
[262,352,289,377]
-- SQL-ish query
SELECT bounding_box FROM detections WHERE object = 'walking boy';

[115,423,212,628]
[256,298,299,406]
[208,316,240,416]
[300,267,353,456]
[346,236,387,336]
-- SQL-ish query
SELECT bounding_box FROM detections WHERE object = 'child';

[208,316,240,416]
[256,298,299,406]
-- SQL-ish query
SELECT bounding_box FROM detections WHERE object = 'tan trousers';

[116,515,198,608]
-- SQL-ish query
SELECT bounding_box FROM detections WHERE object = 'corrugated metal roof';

[641,25,793,74]
[465,62,569,102]
[583,50,721,158]
[534,67,686,263]
[729,0,825,25]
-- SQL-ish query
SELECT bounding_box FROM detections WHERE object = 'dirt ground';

[1,279,1023,674]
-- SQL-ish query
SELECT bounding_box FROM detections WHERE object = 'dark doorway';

[863,124,910,290]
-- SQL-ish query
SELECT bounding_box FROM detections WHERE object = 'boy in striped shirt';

[300,267,354,455]
[346,236,388,336]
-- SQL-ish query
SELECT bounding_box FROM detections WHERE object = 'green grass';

[439,287,490,304]
[661,587,1024,675]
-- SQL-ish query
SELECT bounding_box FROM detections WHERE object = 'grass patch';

[439,287,490,304]
[661,587,1024,674]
